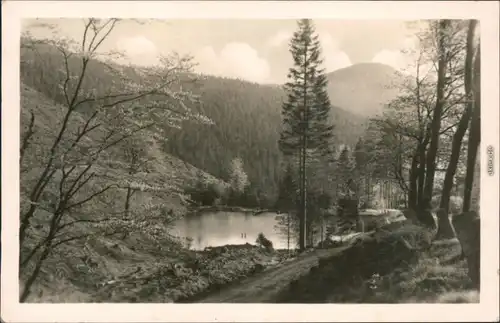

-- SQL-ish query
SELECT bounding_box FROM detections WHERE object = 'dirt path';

[194,247,347,303]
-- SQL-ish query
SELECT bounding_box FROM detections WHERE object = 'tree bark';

[463,43,481,213]
[367,176,372,207]
[417,141,428,208]
[452,211,480,289]
[20,238,53,302]
[423,20,450,208]
[287,212,291,251]
[299,40,309,252]
[437,20,477,239]
[125,186,133,216]
[408,153,419,209]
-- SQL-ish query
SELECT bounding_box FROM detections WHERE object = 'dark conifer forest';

[20,39,387,205]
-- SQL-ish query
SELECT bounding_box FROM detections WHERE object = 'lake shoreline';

[189,205,276,216]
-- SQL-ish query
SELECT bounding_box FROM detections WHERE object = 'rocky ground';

[26,240,297,303]
[92,244,297,303]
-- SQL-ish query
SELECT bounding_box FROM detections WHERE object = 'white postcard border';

[2,1,499,322]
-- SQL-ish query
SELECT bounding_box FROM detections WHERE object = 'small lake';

[169,212,304,250]
[169,209,405,250]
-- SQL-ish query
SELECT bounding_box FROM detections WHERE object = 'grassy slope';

[276,220,477,303]
[19,83,229,302]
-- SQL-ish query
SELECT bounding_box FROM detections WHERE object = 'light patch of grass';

[435,290,479,303]
[366,238,473,303]
[320,223,474,304]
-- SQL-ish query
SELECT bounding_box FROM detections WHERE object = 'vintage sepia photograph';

[2,1,499,322]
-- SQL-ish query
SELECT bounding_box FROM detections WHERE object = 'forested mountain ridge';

[20,39,400,200]
[326,62,403,117]
[20,81,223,213]
[163,76,369,199]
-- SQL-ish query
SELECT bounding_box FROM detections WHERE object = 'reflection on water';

[170,212,297,250]
[170,210,405,250]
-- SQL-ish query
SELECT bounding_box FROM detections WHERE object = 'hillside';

[162,63,403,197]
[326,63,403,117]
[162,77,367,200]
[20,40,402,204]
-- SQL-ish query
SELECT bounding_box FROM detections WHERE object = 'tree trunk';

[417,142,427,208]
[299,50,309,252]
[297,153,303,250]
[20,241,53,302]
[414,137,436,225]
[463,44,481,213]
[435,208,455,239]
[301,144,307,250]
[366,176,372,207]
[320,212,324,248]
[423,20,450,208]
[437,20,477,239]
[452,211,480,289]
[125,186,133,215]
[287,212,291,251]
[409,154,419,209]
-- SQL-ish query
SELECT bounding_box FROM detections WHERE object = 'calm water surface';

[170,212,298,250]
[169,209,405,250]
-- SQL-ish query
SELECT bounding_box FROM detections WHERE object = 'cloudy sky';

[23,19,421,84]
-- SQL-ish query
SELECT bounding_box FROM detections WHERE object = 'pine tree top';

[279,19,335,158]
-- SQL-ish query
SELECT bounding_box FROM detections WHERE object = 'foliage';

[275,163,299,212]
[279,19,335,158]
[256,233,274,252]
[279,19,336,251]
[21,26,373,210]
[358,19,475,223]
[19,19,210,302]
[277,221,474,304]
[185,171,227,206]
[336,146,357,198]
[274,178,334,249]
[163,77,365,206]
[227,157,249,193]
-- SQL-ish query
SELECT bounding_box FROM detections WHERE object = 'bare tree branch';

[20,109,36,165]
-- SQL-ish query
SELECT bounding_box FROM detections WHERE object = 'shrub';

[256,233,274,252]
[186,178,227,206]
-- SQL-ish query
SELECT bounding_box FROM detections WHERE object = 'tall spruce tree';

[279,19,335,251]
[275,163,299,251]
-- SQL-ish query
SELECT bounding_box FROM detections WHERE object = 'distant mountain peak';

[325,62,404,117]
[329,62,400,78]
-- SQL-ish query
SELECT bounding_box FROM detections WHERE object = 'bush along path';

[275,220,477,303]
[191,246,350,303]
[90,244,295,303]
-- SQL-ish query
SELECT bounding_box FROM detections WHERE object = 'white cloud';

[371,36,435,77]
[372,49,406,70]
[196,42,271,83]
[266,30,292,48]
[266,30,351,73]
[115,35,159,66]
[317,32,352,72]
